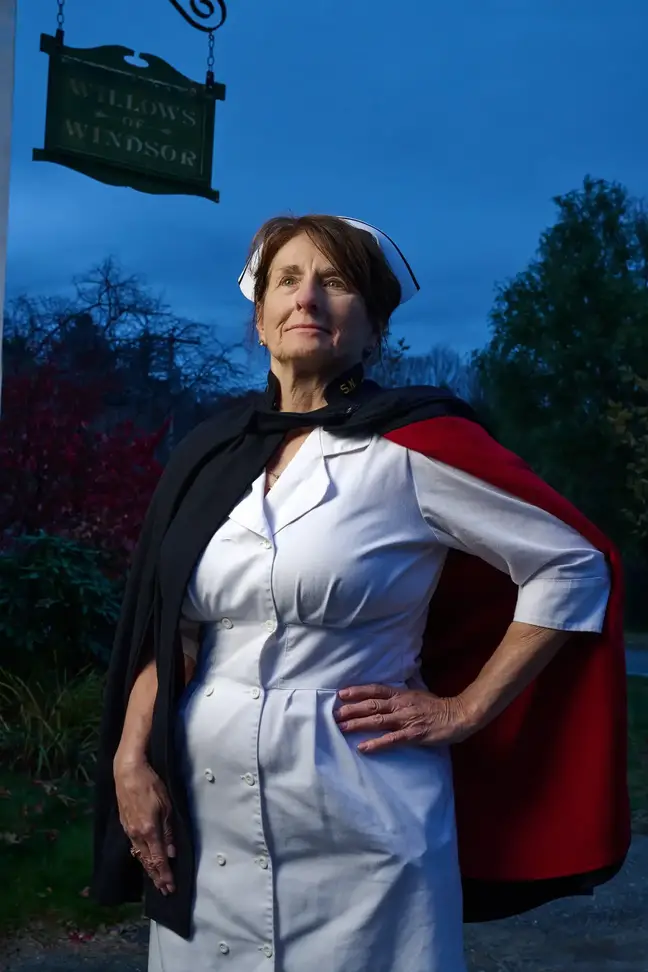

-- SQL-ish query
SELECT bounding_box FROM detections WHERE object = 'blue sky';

[7,0,648,358]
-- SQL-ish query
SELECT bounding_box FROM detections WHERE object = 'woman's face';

[257,233,375,374]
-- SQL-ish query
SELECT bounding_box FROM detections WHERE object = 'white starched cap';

[238,216,420,306]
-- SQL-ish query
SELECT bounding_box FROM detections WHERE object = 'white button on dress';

[204,769,215,783]
[221,617,234,629]
[151,427,610,972]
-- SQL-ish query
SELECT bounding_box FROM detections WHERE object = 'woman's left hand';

[334,684,478,753]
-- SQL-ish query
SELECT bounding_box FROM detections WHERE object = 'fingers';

[336,707,404,736]
[334,686,446,753]
[162,819,176,859]
[127,818,176,895]
[143,838,176,895]
[132,847,175,895]
[357,728,420,753]
[338,684,396,702]
[116,764,177,896]
[335,696,395,725]
[145,830,176,894]
[335,693,407,738]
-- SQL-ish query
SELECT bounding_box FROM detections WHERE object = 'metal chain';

[206,30,215,86]
[55,0,65,43]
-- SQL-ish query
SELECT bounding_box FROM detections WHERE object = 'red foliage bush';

[0,365,166,569]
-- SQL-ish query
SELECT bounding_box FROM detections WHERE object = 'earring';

[259,339,265,347]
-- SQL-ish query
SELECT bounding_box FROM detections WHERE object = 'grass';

[0,771,141,938]
[0,667,104,783]
[0,677,646,939]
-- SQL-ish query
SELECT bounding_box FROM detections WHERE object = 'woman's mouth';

[289,324,329,333]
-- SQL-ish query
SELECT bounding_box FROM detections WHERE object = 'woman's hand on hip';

[113,754,176,895]
[334,684,477,753]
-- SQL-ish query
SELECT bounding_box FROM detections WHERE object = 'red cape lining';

[385,417,631,883]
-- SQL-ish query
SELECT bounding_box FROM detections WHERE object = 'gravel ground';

[463,834,648,971]
[1,836,647,972]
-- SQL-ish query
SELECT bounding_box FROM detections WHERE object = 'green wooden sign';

[33,34,226,202]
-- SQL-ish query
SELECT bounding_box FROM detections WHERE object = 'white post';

[0,0,17,412]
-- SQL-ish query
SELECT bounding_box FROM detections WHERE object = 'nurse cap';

[238,216,420,307]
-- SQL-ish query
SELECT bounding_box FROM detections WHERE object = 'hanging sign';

[33,34,226,202]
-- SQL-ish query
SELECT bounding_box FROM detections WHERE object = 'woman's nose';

[295,276,321,309]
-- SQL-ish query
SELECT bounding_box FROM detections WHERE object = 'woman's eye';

[277,275,346,289]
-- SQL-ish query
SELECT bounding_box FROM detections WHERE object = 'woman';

[93,214,630,972]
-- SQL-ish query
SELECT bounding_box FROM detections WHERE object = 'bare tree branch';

[370,341,485,407]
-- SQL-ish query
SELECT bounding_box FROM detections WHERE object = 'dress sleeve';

[408,451,611,633]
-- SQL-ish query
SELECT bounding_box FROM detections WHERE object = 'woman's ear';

[362,328,382,363]
[256,307,266,347]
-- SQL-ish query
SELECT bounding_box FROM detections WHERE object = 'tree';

[608,369,648,544]
[3,258,246,444]
[473,176,648,544]
[371,341,486,405]
[368,337,411,387]
[607,369,648,625]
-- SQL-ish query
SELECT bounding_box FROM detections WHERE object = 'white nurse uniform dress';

[147,426,610,972]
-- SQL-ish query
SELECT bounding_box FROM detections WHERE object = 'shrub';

[0,533,122,679]
[0,363,165,571]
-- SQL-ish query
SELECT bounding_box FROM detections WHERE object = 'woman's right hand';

[114,753,176,895]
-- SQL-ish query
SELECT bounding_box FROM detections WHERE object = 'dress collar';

[263,362,367,410]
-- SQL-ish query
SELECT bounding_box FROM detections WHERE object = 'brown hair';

[247,214,402,341]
